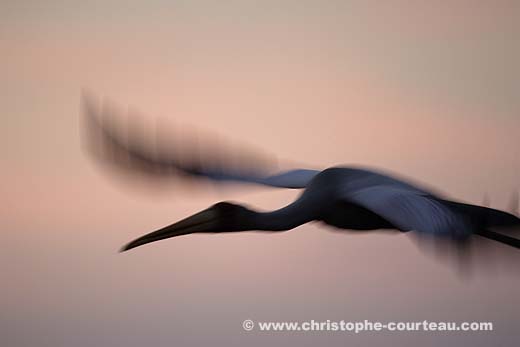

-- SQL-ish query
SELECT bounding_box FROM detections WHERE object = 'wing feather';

[82,95,317,189]
[346,186,472,236]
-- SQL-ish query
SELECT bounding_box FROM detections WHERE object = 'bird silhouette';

[81,96,520,253]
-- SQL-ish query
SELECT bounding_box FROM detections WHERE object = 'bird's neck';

[244,202,316,232]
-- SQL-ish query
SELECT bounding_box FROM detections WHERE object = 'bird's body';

[81,96,520,252]
[319,200,395,231]
[117,166,520,251]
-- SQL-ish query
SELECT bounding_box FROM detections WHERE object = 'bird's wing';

[341,185,472,236]
[252,169,319,188]
[82,95,318,189]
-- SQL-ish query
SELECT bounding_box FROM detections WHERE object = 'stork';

[81,97,520,252]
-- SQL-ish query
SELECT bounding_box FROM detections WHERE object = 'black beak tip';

[119,242,137,253]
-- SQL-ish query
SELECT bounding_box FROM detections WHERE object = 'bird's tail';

[441,199,520,248]
[443,200,520,228]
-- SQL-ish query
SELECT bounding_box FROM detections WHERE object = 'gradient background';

[1,1,520,346]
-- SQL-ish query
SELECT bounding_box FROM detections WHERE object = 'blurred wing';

[343,186,472,236]
[82,95,317,189]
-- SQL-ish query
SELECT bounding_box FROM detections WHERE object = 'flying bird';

[81,96,520,253]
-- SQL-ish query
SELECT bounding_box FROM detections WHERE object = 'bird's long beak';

[120,208,218,252]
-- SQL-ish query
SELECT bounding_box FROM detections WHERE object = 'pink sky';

[1,1,519,346]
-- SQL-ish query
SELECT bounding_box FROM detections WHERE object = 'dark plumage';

[81,95,520,253]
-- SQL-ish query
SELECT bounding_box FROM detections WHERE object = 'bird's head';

[208,201,253,230]
[121,201,253,252]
